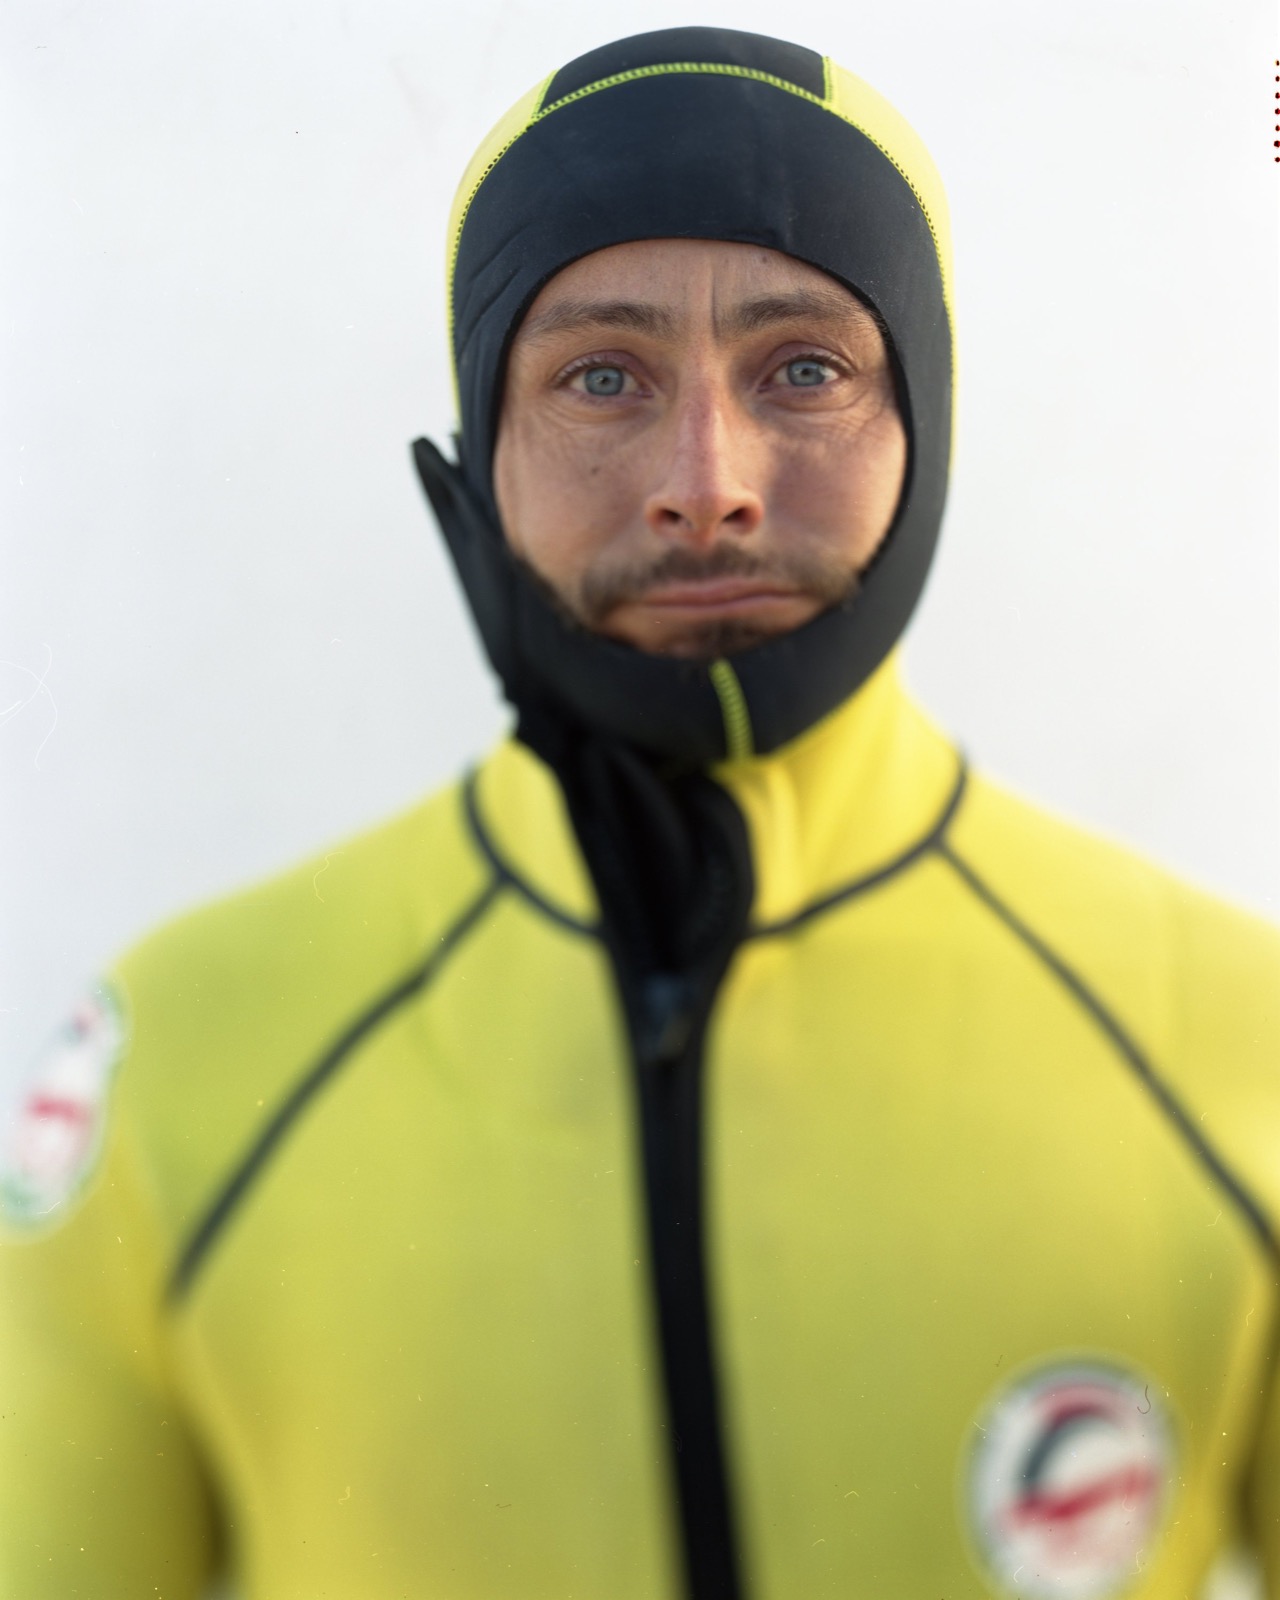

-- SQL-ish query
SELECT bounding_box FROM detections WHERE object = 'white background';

[2,0,1276,1093]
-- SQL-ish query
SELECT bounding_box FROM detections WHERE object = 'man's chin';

[613,616,792,661]
[605,589,862,660]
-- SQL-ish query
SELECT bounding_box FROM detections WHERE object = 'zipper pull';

[635,972,696,1068]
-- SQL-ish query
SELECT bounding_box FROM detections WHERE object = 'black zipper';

[629,961,747,1600]
[608,772,753,1600]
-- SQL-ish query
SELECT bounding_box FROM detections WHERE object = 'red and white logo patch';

[1,985,126,1226]
[965,1359,1174,1599]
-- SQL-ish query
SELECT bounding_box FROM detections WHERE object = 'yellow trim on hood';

[444,56,955,419]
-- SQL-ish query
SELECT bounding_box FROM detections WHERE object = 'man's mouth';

[631,579,804,613]
[519,540,861,657]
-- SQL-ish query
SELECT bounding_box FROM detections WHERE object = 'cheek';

[857,409,910,521]
[495,412,646,588]
[771,408,907,558]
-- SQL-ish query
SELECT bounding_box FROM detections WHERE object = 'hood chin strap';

[413,436,749,767]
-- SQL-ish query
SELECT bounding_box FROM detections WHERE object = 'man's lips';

[621,579,805,613]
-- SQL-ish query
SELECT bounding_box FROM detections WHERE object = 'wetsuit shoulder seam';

[936,836,1280,1271]
[462,769,600,938]
[747,752,967,940]
[164,873,505,1306]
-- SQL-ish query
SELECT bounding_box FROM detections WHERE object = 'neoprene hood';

[413,26,954,766]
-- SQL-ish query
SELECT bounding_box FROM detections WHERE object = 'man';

[1,25,1277,1599]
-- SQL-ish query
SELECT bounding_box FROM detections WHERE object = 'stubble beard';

[516,540,861,662]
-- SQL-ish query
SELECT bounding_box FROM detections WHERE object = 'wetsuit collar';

[469,654,961,935]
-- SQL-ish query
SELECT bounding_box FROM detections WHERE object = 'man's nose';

[643,384,765,544]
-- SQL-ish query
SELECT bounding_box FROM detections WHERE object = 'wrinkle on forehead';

[514,242,876,351]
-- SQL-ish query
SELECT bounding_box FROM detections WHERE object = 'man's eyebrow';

[517,285,875,346]
[714,287,872,338]
[518,299,680,343]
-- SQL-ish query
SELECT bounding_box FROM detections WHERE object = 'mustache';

[577,541,858,623]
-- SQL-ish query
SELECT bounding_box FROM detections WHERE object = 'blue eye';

[785,358,830,387]
[582,365,626,396]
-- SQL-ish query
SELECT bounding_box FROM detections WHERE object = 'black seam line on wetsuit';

[462,768,601,938]
[164,875,505,1306]
[937,839,1280,1271]
[745,753,968,940]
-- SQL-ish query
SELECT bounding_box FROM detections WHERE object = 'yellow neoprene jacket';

[2,657,1279,1598]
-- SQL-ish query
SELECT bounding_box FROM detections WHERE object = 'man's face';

[493,238,908,661]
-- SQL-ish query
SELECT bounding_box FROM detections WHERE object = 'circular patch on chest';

[964,1359,1174,1599]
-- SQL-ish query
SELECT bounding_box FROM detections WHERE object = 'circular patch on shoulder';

[964,1358,1175,1599]
[1,984,127,1227]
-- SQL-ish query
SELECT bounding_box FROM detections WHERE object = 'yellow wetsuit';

[2,658,1278,1598]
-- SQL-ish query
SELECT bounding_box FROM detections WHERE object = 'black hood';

[414,25,954,766]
